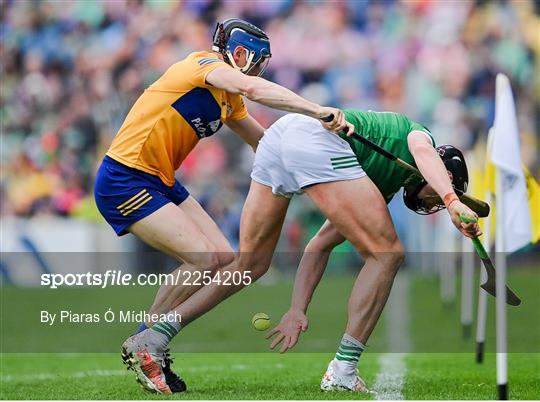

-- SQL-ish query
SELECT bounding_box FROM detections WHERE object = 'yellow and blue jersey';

[106,50,248,187]
[95,51,248,235]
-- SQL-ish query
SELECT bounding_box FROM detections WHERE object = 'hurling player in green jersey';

[126,109,481,393]
[268,110,481,391]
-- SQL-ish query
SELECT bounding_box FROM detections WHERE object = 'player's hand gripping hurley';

[321,114,521,306]
[460,214,521,306]
[321,115,490,217]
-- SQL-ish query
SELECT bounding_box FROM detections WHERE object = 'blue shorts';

[94,156,190,236]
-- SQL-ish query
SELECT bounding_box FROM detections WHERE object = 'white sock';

[333,333,366,375]
[143,311,182,352]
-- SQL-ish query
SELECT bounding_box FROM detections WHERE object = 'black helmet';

[404,145,469,215]
[212,18,271,76]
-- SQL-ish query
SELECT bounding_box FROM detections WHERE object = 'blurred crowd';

[1,0,539,249]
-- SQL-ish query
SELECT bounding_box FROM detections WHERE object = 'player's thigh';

[305,177,401,257]
[128,202,219,268]
[237,181,290,275]
[177,196,234,264]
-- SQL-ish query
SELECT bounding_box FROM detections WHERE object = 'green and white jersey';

[340,109,435,203]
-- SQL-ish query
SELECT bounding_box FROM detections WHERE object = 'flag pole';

[475,191,492,363]
[476,128,495,363]
[495,166,508,400]
[490,72,532,399]
[461,234,474,339]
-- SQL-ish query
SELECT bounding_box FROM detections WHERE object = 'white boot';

[320,359,368,392]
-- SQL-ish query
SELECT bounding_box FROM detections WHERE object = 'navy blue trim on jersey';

[94,156,190,236]
[171,87,223,139]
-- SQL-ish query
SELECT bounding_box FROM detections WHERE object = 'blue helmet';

[212,18,271,76]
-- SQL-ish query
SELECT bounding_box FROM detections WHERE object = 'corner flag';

[491,74,532,253]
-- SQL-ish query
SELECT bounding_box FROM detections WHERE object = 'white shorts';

[251,114,366,197]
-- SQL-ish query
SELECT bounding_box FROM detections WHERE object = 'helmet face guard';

[403,181,443,215]
[212,19,271,77]
[404,145,469,215]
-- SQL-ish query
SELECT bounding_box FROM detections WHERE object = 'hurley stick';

[460,214,521,306]
[320,114,491,217]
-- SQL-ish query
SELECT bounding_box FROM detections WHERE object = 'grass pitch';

[1,353,538,399]
[1,269,539,399]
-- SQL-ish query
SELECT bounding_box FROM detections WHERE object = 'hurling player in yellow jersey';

[94,19,352,394]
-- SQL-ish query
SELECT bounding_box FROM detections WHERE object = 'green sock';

[334,333,365,374]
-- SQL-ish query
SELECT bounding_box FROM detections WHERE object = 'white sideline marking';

[1,369,128,382]
[372,354,406,400]
[1,363,286,382]
[372,275,410,400]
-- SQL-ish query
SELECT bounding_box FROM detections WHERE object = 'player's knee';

[193,242,234,273]
[183,242,223,273]
[196,252,221,273]
[381,241,405,272]
[200,244,234,273]
[367,239,404,273]
[217,250,235,267]
[391,241,405,267]
[237,252,270,281]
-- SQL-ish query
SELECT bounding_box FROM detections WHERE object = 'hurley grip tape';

[459,213,478,224]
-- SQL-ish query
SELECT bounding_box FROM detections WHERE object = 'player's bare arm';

[225,114,265,151]
[268,220,344,352]
[407,131,481,238]
[206,67,351,134]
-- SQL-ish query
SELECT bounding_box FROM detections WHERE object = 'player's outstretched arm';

[267,220,345,353]
[290,221,345,313]
[407,131,455,198]
[407,131,482,238]
[206,67,352,133]
[225,114,265,152]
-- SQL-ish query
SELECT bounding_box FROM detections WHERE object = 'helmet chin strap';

[226,49,255,73]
